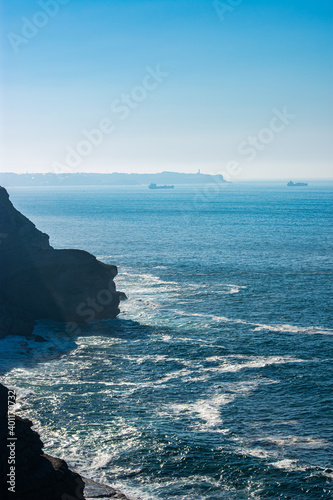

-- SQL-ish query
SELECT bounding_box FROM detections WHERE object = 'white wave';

[203,355,307,374]
[214,288,241,295]
[120,272,179,286]
[223,284,247,289]
[111,354,202,369]
[90,452,113,469]
[170,379,278,432]
[239,448,279,460]
[171,309,333,336]
[130,354,168,364]
[154,369,193,386]
[103,368,196,396]
[252,323,333,335]
[322,468,333,479]
[271,459,308,471]
[261,435,330,449]
[119,271,246,298]
[249,419,299,428]
[234,433,330,466]
[117,269,332,336]
[171,393,235,431]
[174,336,215,346]
[215,284,247,295]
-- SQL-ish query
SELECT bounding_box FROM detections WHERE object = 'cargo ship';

[287,181,308,187]
[148,183,174,189]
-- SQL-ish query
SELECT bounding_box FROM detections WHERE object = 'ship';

[148,183,174,189]
[287,181,308,187]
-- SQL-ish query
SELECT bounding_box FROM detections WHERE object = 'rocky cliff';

[0,384,130,500]
[0,187,124,338]
[0,383,84,500]
[0,189,132,498]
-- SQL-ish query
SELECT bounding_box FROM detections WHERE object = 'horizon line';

[1,171,333,181]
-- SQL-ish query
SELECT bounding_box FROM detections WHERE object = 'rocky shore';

[0,384,131,500]
[0,188,131,499]
[0,186,125,339]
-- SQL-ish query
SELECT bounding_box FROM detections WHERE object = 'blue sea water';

[1,181,333,499]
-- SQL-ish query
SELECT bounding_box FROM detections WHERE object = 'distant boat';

[148,183,174,190]
[287,181,308,187]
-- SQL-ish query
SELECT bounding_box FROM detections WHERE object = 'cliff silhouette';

[0,187,124,339]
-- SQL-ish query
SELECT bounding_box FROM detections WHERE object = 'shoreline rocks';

[0,190,132,499]
[0,383,84,500]
[0,384,132,500]
[83,477,131,499]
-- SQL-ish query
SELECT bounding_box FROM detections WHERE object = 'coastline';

[1,382,133,500]
[0,187,132,499]
[83,477,132,499]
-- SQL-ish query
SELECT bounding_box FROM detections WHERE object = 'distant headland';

[0,171,225,187]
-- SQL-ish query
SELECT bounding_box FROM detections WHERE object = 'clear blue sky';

[1,0,332,178]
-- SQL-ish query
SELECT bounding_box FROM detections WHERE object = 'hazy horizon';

[1,1,332,179]
[1,170,332,183]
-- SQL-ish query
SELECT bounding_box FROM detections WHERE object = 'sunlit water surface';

[1,182,333,499]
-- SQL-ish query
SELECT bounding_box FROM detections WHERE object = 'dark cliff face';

[0,187,124,338]
[0,384,131,500]
[0,383,85,500]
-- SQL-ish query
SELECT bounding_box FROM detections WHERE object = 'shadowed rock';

[0,187,124,338]
[0,383,84,500]
[0,384,132,500]
[83,477,130,499]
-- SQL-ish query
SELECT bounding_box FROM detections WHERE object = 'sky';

[0,0,332,179]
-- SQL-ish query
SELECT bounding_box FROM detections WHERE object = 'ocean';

[1,181,333,499]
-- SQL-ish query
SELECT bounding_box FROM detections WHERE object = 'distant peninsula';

[0,171,226,187]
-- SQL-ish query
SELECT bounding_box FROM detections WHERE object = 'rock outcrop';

[0,384,131,500]
[0,187,124,338]
[0,383,84,500]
